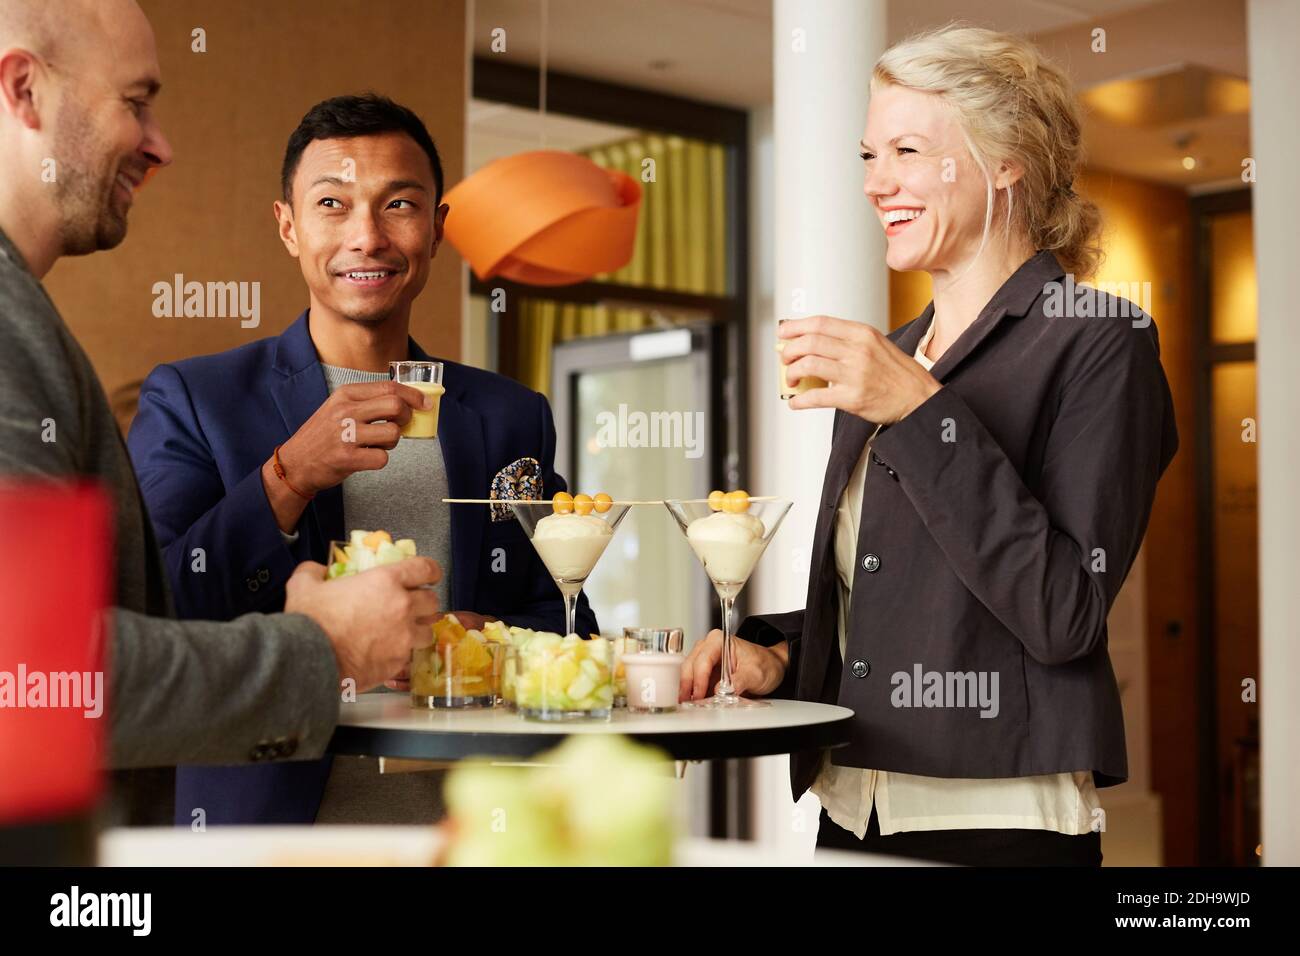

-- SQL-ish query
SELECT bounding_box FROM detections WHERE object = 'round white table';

[328,695,854,761]
[97,826,923,867]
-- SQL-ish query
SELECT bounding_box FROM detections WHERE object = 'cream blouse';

[810,315,1101,838]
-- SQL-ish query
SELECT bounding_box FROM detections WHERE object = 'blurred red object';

[0,481,111,824]
[444,150,641,286]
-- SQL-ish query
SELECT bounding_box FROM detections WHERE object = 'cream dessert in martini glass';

[511,493,632,638]
[665,491,792,709]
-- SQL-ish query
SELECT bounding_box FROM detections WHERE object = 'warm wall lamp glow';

[1181,156,1197,170]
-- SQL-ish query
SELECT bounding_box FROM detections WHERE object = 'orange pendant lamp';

[444,150,642,286]
[446,0,641,287]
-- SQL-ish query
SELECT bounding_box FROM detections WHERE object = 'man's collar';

[273,309,436,375]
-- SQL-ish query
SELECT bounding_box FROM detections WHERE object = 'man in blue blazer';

[127,93,594,825]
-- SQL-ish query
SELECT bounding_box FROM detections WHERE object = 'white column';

[1248,0,1300,867]
[748,0,888,854]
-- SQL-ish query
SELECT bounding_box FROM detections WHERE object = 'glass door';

[550,322,718,838]
[551,323,716,645]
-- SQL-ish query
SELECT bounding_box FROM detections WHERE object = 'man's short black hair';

[280,93,444,205]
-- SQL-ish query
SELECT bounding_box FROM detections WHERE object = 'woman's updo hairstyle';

[873,24,1103,279]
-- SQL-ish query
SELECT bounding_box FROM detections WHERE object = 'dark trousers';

[816,807,1102,867]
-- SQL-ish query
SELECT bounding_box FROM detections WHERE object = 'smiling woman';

[866,26,1102,284]
[687,23,1180,866]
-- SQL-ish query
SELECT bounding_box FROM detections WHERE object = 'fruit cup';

[326,531,417,579]
[411,615,501,709]
[515,633,614,721]
[498,644,519,709]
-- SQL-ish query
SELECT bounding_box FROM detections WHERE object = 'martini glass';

[664,497,792,709]
[510,500,632,637]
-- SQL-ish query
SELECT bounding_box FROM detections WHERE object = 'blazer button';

[861,553,881,573]
[257,568,270,584]
[246,577,259,593]
[872,452,899,480]
[850,659,870,678]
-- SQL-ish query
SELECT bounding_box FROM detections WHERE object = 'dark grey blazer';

[741,251,1178,799]
[0,227,340,826]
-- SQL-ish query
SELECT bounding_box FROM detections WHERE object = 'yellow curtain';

[513,135,729,396]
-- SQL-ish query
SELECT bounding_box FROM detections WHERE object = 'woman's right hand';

[679,630,789,702]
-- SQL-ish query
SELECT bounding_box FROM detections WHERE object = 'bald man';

[0,0,442,825]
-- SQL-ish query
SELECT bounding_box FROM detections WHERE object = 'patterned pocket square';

[490,457,542,522]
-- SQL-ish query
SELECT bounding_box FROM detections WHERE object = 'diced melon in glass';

[375,541,407,565]
[549,657,580,690]
[528,632,564,653]
[566,673,596,701]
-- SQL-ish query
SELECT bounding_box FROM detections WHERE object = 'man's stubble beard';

[53,96,128,256]
[338,302,402,327]
[330,274,414,327]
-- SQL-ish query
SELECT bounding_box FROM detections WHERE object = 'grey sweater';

[313,363,451,824]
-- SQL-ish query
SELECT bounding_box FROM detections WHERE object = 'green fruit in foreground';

[443,735,674,866]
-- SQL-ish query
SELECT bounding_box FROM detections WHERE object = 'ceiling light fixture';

[445,0,642,286]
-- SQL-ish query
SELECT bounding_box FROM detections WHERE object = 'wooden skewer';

[442,498,662,505]
[673,496,781,503]
[441,496,783,505]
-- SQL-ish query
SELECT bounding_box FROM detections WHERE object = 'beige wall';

[45,0,466,408]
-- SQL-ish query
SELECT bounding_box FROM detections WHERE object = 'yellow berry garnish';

[707,490,726,511]
[573,493,594,516]
[552,491,574,514]
[593,492,613,514]
[723,489,751,514]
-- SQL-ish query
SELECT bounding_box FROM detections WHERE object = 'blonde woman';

[680,25,1179,866]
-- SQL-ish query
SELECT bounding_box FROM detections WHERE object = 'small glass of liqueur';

[775,318,828,399]
[389,361,444,438]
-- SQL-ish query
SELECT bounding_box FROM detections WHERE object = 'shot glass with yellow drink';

[389,360,444,438]
[775,318,828,399]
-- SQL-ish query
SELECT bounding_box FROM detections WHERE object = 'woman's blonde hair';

[873,24,1102,279]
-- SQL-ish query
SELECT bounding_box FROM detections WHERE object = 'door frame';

[1189,187,1254,864]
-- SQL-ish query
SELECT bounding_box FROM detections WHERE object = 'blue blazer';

[127,310,596,825]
